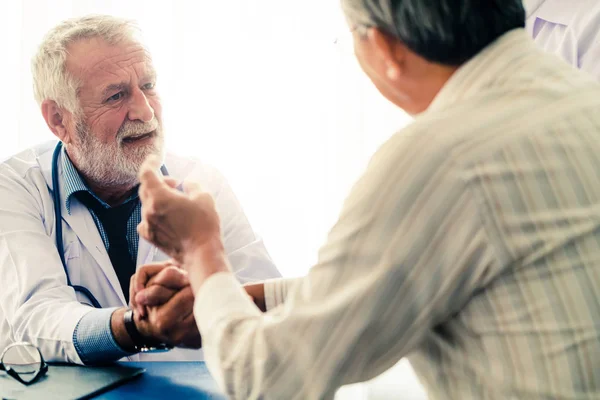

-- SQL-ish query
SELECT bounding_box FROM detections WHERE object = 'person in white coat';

[524,0,600,78]
[0,15,280,365]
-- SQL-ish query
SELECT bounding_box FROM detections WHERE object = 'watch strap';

[123,309,172,353]
[123,308,147,346]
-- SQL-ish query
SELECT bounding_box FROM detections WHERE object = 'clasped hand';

[128,260,269,349]
[127,155,266,348]
[128,260,202,348]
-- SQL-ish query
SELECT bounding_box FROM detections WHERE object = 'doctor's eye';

[106,91,125,103]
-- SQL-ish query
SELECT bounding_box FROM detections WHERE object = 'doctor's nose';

[128,88,154,122]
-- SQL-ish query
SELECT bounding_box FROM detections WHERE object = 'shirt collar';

[62,147,138,215]
[425,29,535,114]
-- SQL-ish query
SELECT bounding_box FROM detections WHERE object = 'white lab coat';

[0,140,280,363]
[524,0,600,79]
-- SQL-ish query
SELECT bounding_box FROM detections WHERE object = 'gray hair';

[340,0,525,65]
[31,15,141,115]
[341,0,394,34]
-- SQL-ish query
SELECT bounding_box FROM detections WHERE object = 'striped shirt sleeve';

[193,131,499,399]
[263,277,300,311]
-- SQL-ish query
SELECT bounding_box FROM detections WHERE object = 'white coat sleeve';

[209,168,282,283]
[0,167,92,364]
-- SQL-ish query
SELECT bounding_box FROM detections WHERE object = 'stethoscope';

[51,141,168,308]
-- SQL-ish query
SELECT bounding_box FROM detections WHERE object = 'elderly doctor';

[0,15,280,364]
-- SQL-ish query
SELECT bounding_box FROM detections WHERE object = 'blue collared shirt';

[525,0,600,79]
[63,150,139,364]
[62,151,142,261]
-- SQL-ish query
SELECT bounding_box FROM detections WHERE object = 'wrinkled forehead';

[66,37,156,93]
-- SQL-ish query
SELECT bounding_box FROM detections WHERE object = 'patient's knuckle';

[153,195,169,209]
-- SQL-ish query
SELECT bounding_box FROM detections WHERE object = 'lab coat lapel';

[64,201,126,303]
[39,144,126,304]
[136,236,158,268]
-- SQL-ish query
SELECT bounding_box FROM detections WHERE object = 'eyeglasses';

[0,342,48,385]
[333,24,370,53]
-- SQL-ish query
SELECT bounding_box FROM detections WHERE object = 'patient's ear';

[368,27,407,81]
[41,100,75,144]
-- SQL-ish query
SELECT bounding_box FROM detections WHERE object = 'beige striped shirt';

[194,29,600,399]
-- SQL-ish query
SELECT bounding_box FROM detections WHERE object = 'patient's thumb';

[183,180,203,196]
[164,177,179,189]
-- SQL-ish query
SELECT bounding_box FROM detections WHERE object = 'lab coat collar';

[38,142,128,304]
[529,0,587,25]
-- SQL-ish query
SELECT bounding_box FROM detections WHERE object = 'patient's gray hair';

[341,0,395,35]
[32,15,141,116]
[340,0,525,65]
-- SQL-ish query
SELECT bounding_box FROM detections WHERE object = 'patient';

[134,0,600,398]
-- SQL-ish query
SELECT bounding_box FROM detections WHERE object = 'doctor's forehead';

[65,37,156,88]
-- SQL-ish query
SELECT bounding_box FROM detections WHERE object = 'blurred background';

[0,1,423,398]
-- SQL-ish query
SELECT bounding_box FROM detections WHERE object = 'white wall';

[0,0,411,278]
[1,2,424,397]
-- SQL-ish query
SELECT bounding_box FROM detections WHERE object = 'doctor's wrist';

[111,307,165,353]
[110,307,138,353]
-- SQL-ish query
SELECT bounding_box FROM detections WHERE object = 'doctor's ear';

[41,100,75,144]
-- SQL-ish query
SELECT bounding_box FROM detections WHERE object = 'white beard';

[68,117,165,187]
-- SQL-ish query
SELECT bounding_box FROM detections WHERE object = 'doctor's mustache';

[117,117,161,141]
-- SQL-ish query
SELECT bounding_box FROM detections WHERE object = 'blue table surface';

[95,362,226,400]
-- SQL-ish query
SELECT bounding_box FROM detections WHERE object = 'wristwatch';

[123,309,172,353]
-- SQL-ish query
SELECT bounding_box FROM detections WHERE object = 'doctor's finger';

[136,284,178,307]
[155,286,195,327]
[129,274,142,316]
[134,262,173,293]
[147,266,189,290]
